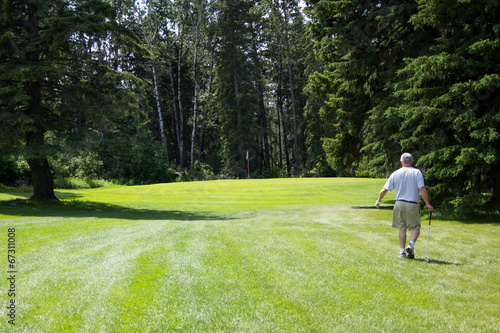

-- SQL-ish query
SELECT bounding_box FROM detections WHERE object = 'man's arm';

[375,188,388,207]
[418,186,434,212]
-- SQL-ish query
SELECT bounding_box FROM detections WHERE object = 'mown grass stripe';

[1,178,498,332]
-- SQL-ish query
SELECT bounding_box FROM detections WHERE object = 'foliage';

[53,177,117,189]
[98,120,179,184]
[307,0,500,213]
[2,0,497,213]
[0,0,317,194]
[388,0,500,211]
[0,153,20,186]
[193,161,216,180]
[0,0,146,200]
[211,0,260,177]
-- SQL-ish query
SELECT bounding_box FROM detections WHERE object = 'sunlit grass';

[0,178,499,332]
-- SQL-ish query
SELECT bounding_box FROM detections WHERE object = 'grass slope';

[0,178,499,332]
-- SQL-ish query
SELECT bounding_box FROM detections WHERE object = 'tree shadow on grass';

[0,198,232,221]
[351,202,499,225]
[431,211,500,225]
[413,258,463,266]
[352,206,394,210]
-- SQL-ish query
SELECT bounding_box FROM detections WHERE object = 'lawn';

[0,178,499,332]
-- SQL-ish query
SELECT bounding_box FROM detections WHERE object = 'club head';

[425,259,430,263]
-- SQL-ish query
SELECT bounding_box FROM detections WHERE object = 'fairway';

[0,178,499,332]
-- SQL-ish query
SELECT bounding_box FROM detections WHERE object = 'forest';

[1,0,499,213]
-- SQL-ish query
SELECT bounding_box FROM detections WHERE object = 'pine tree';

[0,0,143,200]
[212,0,260,177]
[307,0,423,174]
[388,0,500,210]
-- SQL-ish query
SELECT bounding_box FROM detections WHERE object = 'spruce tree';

[0,0,142,200]
[307,0,423,173]
[388,0,500,210]
[212,0,260,177]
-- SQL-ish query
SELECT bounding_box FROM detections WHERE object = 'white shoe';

[406,245,415,259]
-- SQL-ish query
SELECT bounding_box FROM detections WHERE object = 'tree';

[248,5,271,173]
[387,0,500,210]
[306,0,434,176]
[187,0,208,174]
[265,0,310,176]
[0,0,143,200]
[279,0,301,176]
[307,0,499,212]
[140,0,170,164]
[212,0,260,177]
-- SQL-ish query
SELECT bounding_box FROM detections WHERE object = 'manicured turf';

[0,179,499,332]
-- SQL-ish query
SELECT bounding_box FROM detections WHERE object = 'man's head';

[400,153,413,166]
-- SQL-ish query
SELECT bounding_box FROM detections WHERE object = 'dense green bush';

[0,154,31,186]
[0,154,19,186]
[50,151,103,179]
[54,177,117,189]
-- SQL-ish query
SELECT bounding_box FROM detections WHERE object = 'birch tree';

[140,0,169,164]
[188,0,207,174]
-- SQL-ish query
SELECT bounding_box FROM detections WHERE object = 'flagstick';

[246,151,250,179]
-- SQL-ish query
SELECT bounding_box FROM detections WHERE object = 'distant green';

[1,179,499,332]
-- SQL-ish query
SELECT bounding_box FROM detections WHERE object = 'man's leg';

[399,229,407,248]
[393,202,407,258]
[410,228,420,243]
[398,229,407,258]
[406,228,420,259]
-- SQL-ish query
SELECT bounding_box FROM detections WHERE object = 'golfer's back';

[384,167,425,202]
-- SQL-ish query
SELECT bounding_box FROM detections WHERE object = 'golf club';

[425,212,432,263]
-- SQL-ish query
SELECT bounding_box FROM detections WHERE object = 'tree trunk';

[276,96,283,169]
[190,4,202,174]
[276,60,283,170]
[491,167,500,205]
[26,133,58,201]
[28,157,58,201]
[198,49,214,164]
[177,37,184,168]
[280,95,291,175]
[277,56,291,174]
[190,55,199,174]
[232,38,242,126]
[252,43,271,171]
[259,92,271,170]
[22,3,58,201]
[167,48,181,164]
[152,65,169,164]
[282,3,300,176]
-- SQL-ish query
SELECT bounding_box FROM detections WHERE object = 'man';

[375,153,434,259]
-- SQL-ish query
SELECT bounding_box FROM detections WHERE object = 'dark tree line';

[1,0,498,213]
[307,0,500,212]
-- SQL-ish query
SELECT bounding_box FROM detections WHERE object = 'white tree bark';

[152,65,169,163]
[190,1,203,174]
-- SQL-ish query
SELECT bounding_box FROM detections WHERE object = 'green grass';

[0,178,499,332]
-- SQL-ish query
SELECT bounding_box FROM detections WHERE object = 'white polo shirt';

[383,167,425,203]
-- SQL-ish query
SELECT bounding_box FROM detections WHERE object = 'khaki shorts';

[392,201,421,230]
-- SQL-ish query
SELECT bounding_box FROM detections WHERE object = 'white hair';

[400,153,413,164]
